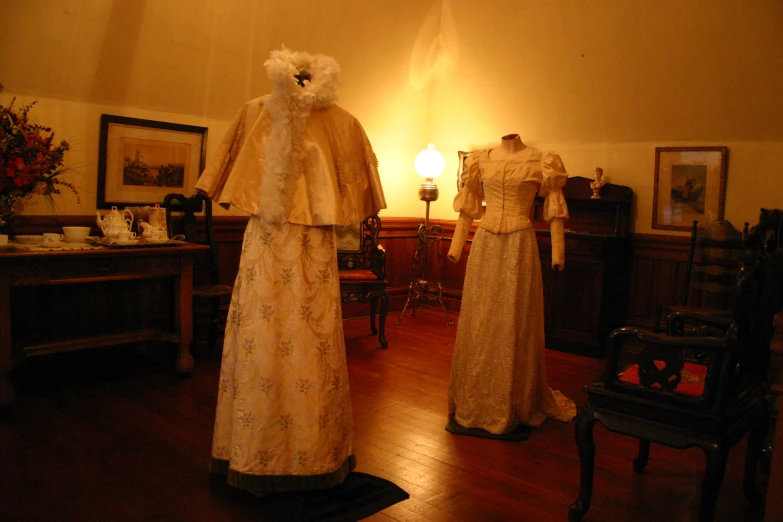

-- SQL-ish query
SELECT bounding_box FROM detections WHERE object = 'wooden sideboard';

[534,176,633,357]
[0,243,209,405]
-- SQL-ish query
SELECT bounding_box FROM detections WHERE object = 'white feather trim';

[258,48,341,223]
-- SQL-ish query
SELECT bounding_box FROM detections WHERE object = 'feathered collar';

[264,47,341,108]
[258,48,341,223]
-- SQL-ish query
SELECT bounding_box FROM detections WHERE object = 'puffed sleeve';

[539,150,569,222]
[448,152,483,263]
[452,152,483,219]
[540,151,569,270]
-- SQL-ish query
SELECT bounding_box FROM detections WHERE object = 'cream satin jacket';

[447,148,569,266]
[195,97,387,226]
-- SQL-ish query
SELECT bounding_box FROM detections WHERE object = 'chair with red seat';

[569,252,775,522]
[337,213,389,349]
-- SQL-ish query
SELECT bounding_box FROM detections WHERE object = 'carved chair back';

[336,214,388,349]
[163,193,220,285]
[336,214,385,280]
[682,219,747,312]
[163,193,233,352]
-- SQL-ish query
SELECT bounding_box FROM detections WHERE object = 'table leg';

[174,255,194,375]
[0,263,15,406]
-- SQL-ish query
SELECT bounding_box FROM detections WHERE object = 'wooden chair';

[569,252,775,522]
[655,219,747,335]
[163,193,234,353]
[337,214,389,349]
[746,207,783,256]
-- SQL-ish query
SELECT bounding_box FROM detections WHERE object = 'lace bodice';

[447,147,570,266]
[454,148,569,233]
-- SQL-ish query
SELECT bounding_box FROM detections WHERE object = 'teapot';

[139,221,167,240]
[96,206,133,240]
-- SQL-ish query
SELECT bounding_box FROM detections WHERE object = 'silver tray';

[87,237,188,249]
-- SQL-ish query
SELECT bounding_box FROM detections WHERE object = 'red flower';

[0,91,77,219]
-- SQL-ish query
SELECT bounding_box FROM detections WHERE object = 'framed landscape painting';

[97,114,208,208]
[652,146,728,231]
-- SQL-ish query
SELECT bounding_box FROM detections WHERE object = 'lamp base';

[395,276,452,326]
[395,219,452,327]
[418,183,439,203]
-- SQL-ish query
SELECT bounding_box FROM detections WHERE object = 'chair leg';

[569,404,597,521]
[743,411,769,506]
[700,444,729,522]
[378,292,388,349]
[208,298,220,352]
[633,438,650,472]
[370,295,378,335]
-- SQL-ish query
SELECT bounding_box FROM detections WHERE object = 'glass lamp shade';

[415,144,445,182]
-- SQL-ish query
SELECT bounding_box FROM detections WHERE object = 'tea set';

[95,205,170,244]
[96,206,136,243]
[3,204,171,250]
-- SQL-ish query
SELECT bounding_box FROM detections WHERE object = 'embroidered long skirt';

[448,227,576,434]
[210,216,355,493]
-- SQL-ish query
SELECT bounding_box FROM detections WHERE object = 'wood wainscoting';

[7,215,693,350]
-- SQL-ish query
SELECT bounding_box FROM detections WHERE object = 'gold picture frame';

[97,114,208,208]
[652,146,728,231]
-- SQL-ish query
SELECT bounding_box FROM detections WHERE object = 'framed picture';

[335,222,363,252]
[97,114,208,208]
[456,150,471,191]
[456,150,486,206]
[652,146,728,231]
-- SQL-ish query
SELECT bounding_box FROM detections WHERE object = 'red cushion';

[338,270,378,281]
[618,361,707,397]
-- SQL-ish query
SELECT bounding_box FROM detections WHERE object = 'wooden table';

[0,243,210,406]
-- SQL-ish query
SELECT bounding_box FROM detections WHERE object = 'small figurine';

[590,167,605,199]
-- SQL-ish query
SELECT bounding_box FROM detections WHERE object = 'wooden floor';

[0,308,767,521]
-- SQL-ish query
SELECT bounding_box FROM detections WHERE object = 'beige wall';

[2,0,782,234]
[0,0,437,218]
[429,0,783,233]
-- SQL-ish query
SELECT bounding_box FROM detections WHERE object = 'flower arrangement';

[0,84,78,228]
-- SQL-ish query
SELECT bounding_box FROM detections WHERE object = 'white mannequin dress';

[447,148,576,434]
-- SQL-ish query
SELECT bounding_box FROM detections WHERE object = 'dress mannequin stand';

[449,136,534,442]
[446,418,531,441]
[445,133,574,441]
[493,133,527,159]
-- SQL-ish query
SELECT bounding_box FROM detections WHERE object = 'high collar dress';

[200,49,386,493]
[446,148,576,433]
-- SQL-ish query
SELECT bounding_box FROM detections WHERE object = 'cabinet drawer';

[7,255,180,285]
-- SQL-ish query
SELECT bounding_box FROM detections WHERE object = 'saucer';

[39,242,66,248]
[14,235,43,245]
[113,239,140,246]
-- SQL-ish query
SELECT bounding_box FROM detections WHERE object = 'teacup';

[62,226,91,243]
[42,233,64,245]
[116,230,137,243]
[0,234,8,246]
